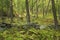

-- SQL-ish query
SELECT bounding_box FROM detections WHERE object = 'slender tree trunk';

[57,0,60,20]
[36,0,38,18]
[45,0,50,15]
[51,0,58,30]
[58,5,60,19]
[42,0,45,18]
[32,0,33,14]
[43,7,44,18]
[26,0,30,23]
[10,0,13,23]
[1,0,5,23]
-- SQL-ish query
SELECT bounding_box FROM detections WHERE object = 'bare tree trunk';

[58,5,60,20]
[36,0,38,18]
[42,0,45,18]
[51,0,58,30]
[32,0,33,14]
[26,0,30,23]
[43,7,44,18]
[0,0,5,23]
[10,0,13,23]
[45,0,50,15]
[57,0,60,20]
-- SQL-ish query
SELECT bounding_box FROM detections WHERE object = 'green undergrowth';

[0,13,60,40]
[0,27,60,40]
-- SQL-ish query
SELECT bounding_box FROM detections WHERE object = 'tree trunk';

[42,0,45,18]
[45,0,50,15]
[57,0,60,20]
[26,0,30,23]
[58,5,60,19]
[0,0,5,23]
[36,0,38,18]
[32,0,33,14]
[10,0,13,23]
[51,0,58,30]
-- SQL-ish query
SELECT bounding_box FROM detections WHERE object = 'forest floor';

[0,13,60,40]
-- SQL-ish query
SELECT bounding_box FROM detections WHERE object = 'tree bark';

[51,0,58,30]
[26,0,30,23]
[45,0,50,15]
[32,0,33,14]
[10,0,13,23]
[36,0,38,18]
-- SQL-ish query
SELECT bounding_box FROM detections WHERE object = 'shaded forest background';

[0,0,60,40]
